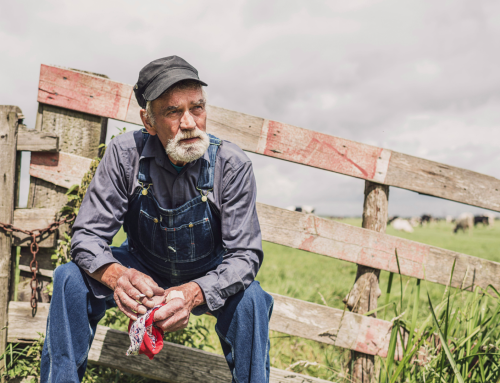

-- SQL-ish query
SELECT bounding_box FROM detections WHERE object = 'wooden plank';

[37,64,500,212]
[0,106,20,364]
[30,151,92,189]
[6,290,396,358]
[17,126,59,152]
[8,302,332,383]
[256,203,500,292]
[270,294,395,358]
[12,208,58,247]
[38,64,134,122]
[385,152,500,214]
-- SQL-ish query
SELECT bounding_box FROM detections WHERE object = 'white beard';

[165,128,210,163]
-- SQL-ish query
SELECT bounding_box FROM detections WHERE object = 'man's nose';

[179,110,196,130]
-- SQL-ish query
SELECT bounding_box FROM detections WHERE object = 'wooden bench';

[1,64,499,382]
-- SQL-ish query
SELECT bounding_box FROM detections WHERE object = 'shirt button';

[153,218,158,223]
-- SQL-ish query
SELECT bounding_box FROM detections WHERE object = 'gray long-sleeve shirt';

[71,130,263,312]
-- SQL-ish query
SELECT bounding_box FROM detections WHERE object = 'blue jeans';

[40,245,274,383]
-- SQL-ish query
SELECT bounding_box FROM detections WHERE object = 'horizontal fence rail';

[37,64,500,212]
[8,302,333,383]
[25,150,500,294]
[17,125,59,152]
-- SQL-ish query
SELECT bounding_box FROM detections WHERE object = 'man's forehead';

[155,88,204,108]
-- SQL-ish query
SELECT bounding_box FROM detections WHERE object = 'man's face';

[140,87,208,165]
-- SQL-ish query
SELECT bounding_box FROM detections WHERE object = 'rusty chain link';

[0,214,75,317]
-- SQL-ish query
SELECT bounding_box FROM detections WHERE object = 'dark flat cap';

[134,56,207,108]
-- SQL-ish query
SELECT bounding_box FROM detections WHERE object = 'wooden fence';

[1,64,499,382]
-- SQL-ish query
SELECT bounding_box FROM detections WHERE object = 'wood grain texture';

[0,106,20,360]
[17,126,59,152]
[270,293,394,358]
[19,247,54,272]
[8,302,331,383]
[38,64,132,122]
[349,182,389,383]
[37,65,500,212]
[256,203,500,292]
[30,151,92,189]
[12,208,58,247]
[27,102,102,213]
[385,152,500,212]
[16,248,53,303]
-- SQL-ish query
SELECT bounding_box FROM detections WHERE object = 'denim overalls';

[124,131,225,285]
[41,131,273,383]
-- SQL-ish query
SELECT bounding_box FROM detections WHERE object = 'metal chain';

[0,214,75,316]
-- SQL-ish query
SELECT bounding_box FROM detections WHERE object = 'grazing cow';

[410,217,420,227]
[391,218,414,233]
[286,205,316,214]
[474,213,496,227]
[474,215,489,227]
[454,213,473,234]
[420,214,432,226]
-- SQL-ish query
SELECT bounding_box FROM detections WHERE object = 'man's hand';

[88,263,164,321]
[153,282,205,332]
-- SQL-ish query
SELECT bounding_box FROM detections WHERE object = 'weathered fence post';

[0,106,21,368]
[15,68,109,303]
[345,181,389,382]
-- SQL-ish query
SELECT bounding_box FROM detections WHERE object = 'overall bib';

[124,131,225,286]
[41,131,273,383]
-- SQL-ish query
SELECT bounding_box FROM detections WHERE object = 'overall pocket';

[138,210,169,259]
[169,217,214,263]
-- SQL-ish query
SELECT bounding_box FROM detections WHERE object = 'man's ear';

[140,109,157,136]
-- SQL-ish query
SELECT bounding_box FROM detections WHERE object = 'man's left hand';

[152,282,206,332]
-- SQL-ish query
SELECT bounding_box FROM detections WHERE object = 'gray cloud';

[2,0,499,217]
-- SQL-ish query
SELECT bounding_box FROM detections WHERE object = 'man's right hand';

[88,263,164,321]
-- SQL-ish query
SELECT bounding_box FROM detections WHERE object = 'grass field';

[110,220,500,381]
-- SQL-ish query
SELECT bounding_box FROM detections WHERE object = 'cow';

[420,214,432,226]
[454,213,473,234]
[474,213,496,227]
[474,215,489,227]
[286,205,316,214]
[390,218,414,233]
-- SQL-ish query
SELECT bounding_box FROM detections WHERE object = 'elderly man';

[40,56,274,383]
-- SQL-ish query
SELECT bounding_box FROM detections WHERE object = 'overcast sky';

[2,0,500,217]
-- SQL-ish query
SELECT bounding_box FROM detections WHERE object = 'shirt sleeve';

[71,138,130,297]
[192,161,263,312]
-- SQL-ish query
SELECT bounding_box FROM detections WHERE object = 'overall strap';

[196,134,221,191]
[138,130,152,184]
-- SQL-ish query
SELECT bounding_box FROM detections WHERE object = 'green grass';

[109,221,500,381]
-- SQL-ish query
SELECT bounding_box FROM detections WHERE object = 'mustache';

[173,128,203,143]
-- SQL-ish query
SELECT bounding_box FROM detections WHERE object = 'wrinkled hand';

[153,282,205,332]
[113,267,164,321]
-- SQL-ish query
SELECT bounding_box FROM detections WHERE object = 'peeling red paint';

[264,121,382,180]
[298,235,316,252]
[37,65,133,120]
[30,152,59,167]
[355,317,399,358]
